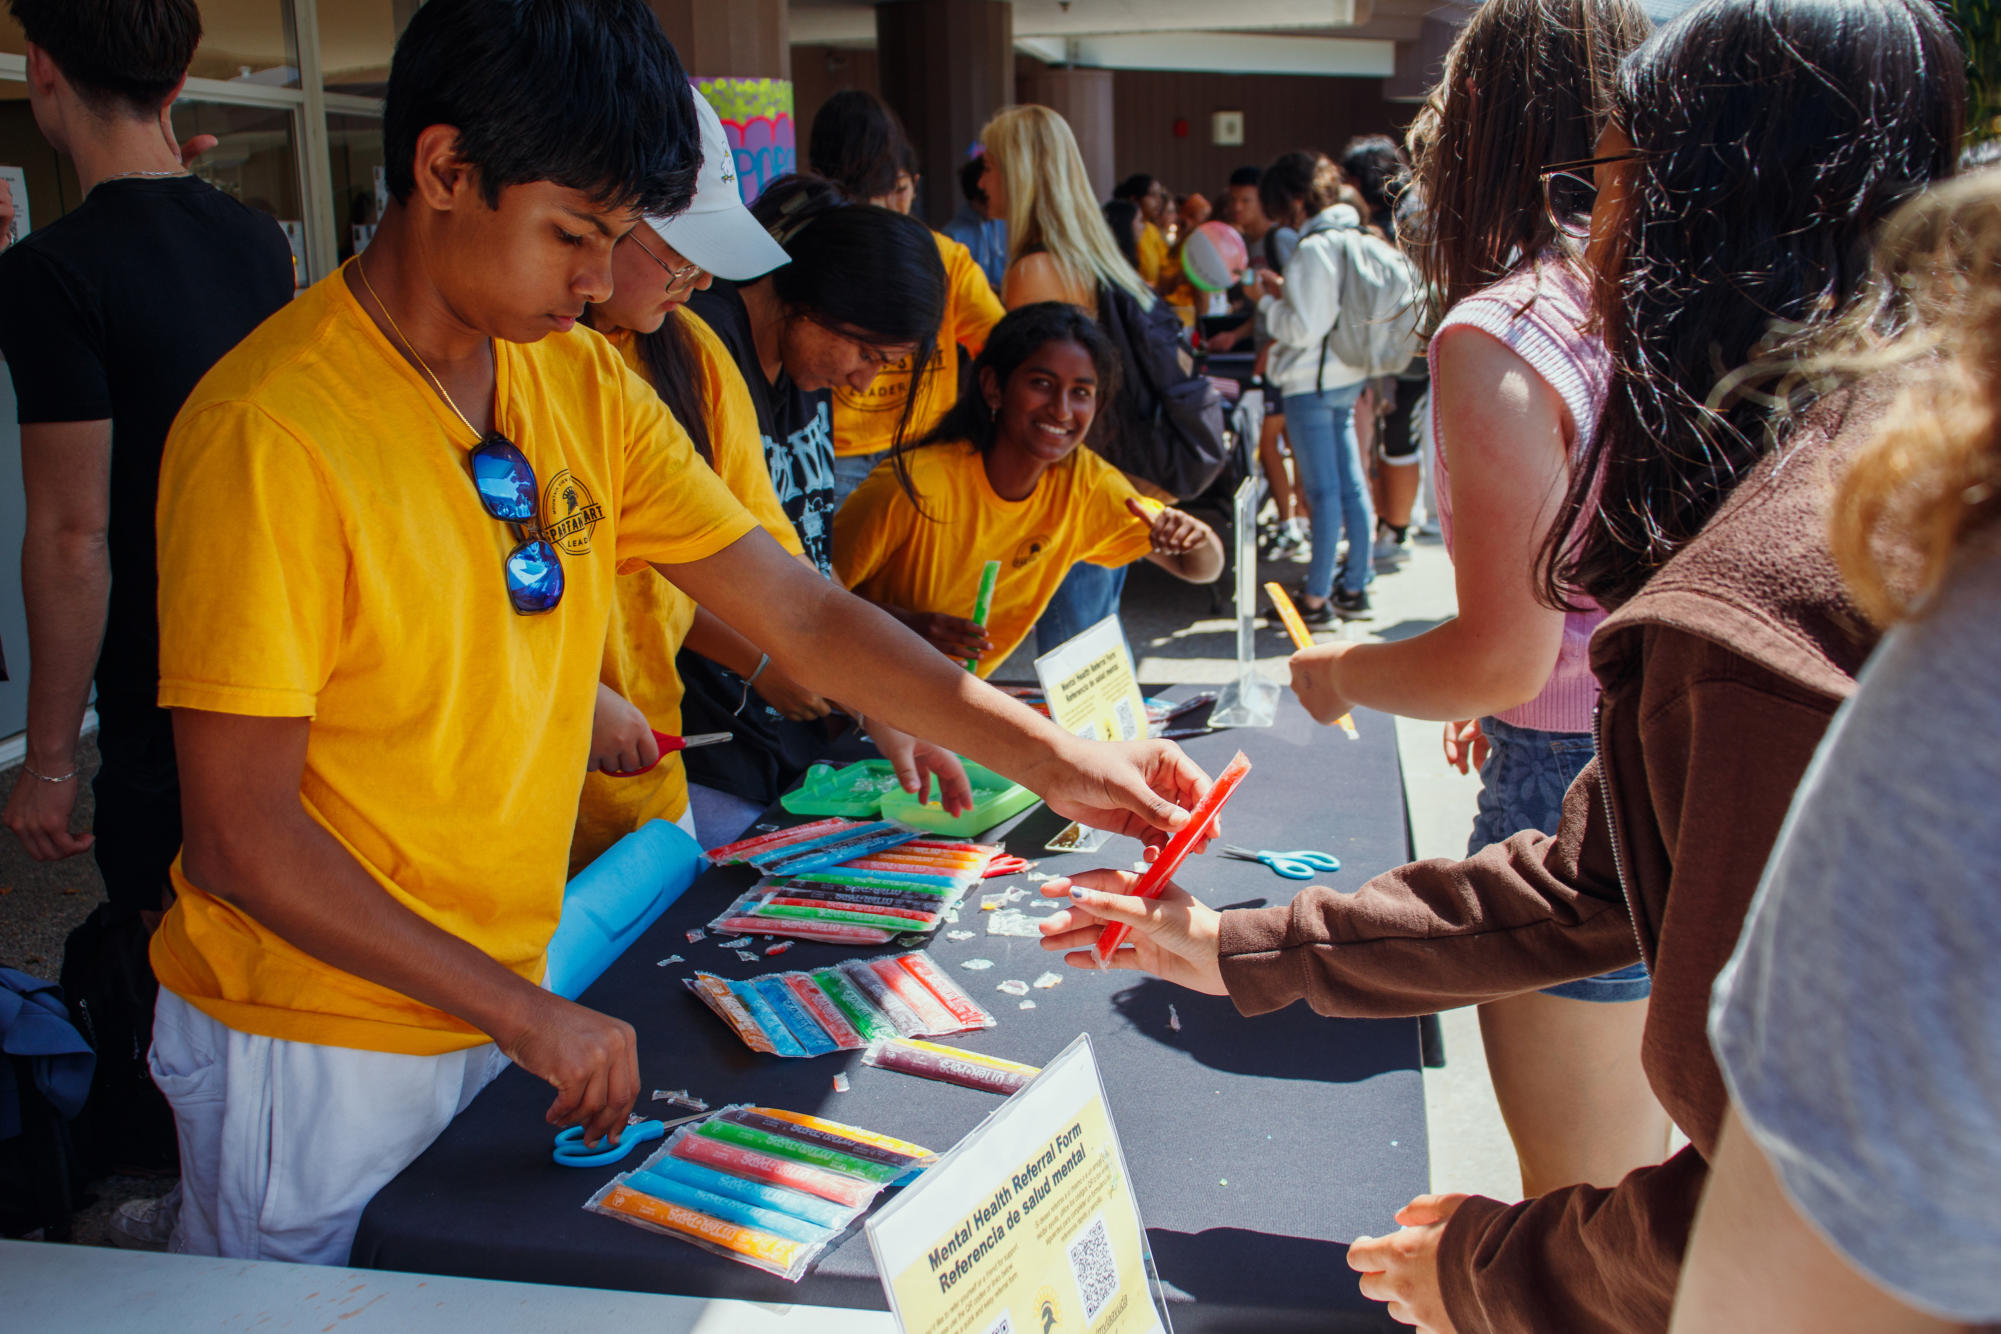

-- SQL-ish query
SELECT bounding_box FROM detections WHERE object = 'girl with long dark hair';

[1285,0,1662,1201]
[676,173,955,841]
[832,303,1222,676]
[1036,2,1963,1330]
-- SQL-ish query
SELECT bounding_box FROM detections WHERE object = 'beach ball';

[1181,220,1249,292]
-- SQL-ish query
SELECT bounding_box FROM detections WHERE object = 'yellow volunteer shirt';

[572,315,804,871]
[830,230,1003,459]
[831,441,1155,677]
[1137,222,1169,287]
[150,266,759,1056]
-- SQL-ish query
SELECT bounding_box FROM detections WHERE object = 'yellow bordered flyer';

[1032,614,1149,747]
[866,1034,1171,1334]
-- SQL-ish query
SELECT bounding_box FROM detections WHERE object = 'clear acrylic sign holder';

[1208,473,1280,729]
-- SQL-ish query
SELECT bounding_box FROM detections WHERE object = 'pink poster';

[693,78,795,205]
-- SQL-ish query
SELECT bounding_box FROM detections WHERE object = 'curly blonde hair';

[1833,171,2001,624]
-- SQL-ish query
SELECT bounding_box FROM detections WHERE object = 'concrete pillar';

[1018,67,1116,204]
[648,0,790,80]
[876,0,1013,228]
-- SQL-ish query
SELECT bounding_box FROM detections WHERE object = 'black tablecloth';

[354,689,1427,1331]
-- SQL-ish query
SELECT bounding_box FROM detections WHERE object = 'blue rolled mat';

[543,820,704,1000]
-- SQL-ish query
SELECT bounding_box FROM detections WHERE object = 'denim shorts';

[1469,715,1652,1004]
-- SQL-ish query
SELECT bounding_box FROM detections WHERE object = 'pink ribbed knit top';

[1429,257,1608,734]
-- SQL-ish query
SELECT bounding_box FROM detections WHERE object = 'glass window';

[0,1,301,89]
[176,101,308,288]
[328,113,386,262]
[320,0,418,97]
[0,84,81,241]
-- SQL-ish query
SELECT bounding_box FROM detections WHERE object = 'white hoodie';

[1259,203,1369,397]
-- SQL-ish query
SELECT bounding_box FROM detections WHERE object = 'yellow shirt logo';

[542,469,605,556]
[1013,535,1052,570]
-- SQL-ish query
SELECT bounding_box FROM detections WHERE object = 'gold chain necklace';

[354,258,485,445]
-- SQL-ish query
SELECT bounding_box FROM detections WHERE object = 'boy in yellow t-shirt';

[145,0,1208,1267]
[834,303,1224,677]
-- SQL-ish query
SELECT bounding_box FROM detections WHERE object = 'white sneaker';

[1373,532,1408,567]
[108,1182,180,1250]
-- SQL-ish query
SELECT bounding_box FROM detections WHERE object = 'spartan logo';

[540,469,605,557]
[1013,535,1052,570]
[1033,1284,1064,1333]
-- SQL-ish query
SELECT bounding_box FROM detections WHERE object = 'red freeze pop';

[1091,751,1252,968]
[670,1132,876,1207]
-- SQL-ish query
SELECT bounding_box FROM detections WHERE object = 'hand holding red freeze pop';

[1090,751,1252,968]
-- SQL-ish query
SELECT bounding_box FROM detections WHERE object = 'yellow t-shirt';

[830,231,1003,459]
[571,316,804,872]
[150,266,759,1056]
[831,441,1155,677]
[1136,222,1169,287]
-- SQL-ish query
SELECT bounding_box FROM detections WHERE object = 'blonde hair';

[980,105,1154,309]
[1832,170,2001,624]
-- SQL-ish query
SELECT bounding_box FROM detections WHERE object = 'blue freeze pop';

[728,979,810,1058]
[625,1168,835,1245]
[638,1154,855,1230]
[754,976,838,1057]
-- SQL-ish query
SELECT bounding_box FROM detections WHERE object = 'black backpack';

[1095,284,1231,501]
[59,904,179,1177]
[0,970,91,1239]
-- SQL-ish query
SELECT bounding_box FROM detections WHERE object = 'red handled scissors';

[606,730,732,778]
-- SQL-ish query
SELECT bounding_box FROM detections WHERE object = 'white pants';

[149,989,507,1265]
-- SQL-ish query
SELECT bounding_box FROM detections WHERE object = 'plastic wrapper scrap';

[684,950,997,1058]
[862,1037,1041,1095]
[584,1104,934,1281]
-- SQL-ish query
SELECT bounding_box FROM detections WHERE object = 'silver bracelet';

[22,761,76,784]
[734,653,771,716]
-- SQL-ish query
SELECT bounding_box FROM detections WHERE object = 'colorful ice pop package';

[585,1103,934,1281]
[687,952,991,1057]
[705,818,864,865]
[862,1036,1042,1095]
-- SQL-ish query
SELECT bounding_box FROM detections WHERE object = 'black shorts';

[1260,378,1285,416]
[1377,375,1426,463]
[90,700,183,914]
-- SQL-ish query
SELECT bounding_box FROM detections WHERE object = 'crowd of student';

[0,0,1996,1331]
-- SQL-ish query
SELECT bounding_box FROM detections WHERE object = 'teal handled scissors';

[1220,844,1341,880]
[552,1111,707,1167]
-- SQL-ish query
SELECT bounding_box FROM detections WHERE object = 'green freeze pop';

[966,559,1000,670]
[787,870,953,895]
[753,902,938,932]
[697,1118,902,1183]
[814,969,898,1042]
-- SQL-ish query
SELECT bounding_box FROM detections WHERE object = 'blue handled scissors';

[1220,844,1341,880]
[552,1111,707,1167]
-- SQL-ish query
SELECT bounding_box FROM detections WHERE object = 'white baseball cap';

[647,90,790,281]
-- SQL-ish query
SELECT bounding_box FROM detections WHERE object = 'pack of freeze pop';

[584,1103,935,1281]
[708,835,1001,945]
[684,950,997,1057]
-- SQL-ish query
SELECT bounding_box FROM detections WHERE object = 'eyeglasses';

[1538,152,1646,242]
[625,231,704,293]
[467,435,565,614]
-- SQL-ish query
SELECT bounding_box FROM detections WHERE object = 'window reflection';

[0,1,301,89]
[329,114,385,262]
[320,0,419,97]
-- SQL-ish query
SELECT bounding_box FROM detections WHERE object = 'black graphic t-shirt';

[678,281,842,804]
[686,281,835,576]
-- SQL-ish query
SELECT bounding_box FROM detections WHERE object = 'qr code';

[976,1310,1014,1334]
[1068,1213,1119,1322]
[1111,695,1139,742]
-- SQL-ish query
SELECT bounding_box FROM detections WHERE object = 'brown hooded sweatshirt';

[1215,384,1893,1334]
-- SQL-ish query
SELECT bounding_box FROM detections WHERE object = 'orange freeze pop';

[1264,582,1358,740]
[1091,751,1252,968]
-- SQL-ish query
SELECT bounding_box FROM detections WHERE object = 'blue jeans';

[1282,383,1374,600]
[1034,562,1129,658]
[830,449,888,510]
[1468,716,1652,1003]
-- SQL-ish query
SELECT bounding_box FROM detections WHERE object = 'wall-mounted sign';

[1211,111,1244,147]
[693,77,796,205]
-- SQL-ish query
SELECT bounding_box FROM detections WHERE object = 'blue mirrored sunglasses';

[467,435,564,615]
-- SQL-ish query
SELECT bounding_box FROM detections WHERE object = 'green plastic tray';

[778,760,906,818]
[879,759,1041,837]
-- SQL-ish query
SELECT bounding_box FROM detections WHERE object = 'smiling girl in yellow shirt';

[833,303,1224,676]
